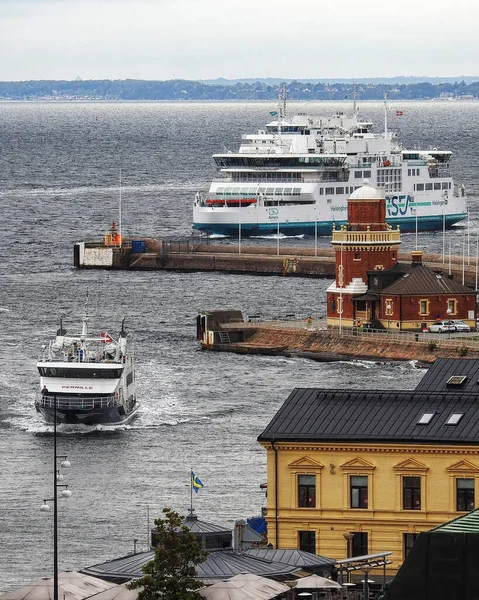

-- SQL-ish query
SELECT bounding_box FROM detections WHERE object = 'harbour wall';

[208,322,479,365]
[74,238,479,287]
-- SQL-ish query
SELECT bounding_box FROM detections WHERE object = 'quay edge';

[73,238,479,287]
[196,311,479,365]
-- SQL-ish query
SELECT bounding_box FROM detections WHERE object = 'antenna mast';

[277,84,287,138]
[353,85,358,116]
[384,92,388,139]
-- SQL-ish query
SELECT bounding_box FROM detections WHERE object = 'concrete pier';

[198,314,479,365]
[74,237,479,287]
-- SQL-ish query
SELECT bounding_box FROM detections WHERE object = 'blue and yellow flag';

[191,471,204,493]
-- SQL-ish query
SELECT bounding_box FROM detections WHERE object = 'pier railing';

[221,316,479,350]
[327,325,479,349]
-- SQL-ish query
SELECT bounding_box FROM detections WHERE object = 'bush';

[458,346,469,357]
[427,341,437,351]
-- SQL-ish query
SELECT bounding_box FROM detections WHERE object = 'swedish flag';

[191,471,204,493]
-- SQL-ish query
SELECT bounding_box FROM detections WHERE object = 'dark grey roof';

[183,513,230,535]
[81,550,299,584]
[243,548,335,569]
[381,264,472,295]
[82,552,153,583]
[415,358,479,394]
[257,387,479,445]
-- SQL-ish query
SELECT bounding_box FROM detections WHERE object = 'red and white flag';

[396,110,404,116]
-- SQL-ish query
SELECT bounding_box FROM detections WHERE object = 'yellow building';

[257,358,479,576]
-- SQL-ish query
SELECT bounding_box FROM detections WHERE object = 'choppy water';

[1,100,478,592]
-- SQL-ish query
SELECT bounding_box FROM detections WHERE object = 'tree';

[127,507,208,600]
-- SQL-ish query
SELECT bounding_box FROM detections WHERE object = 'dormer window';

[417,412,435,425]
[446,413,464,425]
[447,376,467,386]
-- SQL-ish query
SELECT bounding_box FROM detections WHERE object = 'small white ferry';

[193,92,467,237]
[35,311,139,426]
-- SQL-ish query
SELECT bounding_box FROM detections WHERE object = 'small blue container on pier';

[131,240,146,253]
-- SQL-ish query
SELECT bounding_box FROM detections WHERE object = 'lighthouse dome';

[349,179,384,200]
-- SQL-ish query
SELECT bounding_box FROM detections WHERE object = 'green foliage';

[127,507,208,600]
[457,346,469,357]
[0,79,478,101]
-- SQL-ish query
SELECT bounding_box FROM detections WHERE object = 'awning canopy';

[335,551,392,572]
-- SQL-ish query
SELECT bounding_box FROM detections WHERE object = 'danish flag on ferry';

[396,110,404,116]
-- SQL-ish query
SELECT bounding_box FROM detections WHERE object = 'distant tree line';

[0,78,478,101]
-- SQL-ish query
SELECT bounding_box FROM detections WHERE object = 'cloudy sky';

[0,0,477,81]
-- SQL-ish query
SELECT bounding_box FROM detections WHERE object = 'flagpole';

[475,233,478,292]
[442,209,445,264]
[449,238,452,276]
[190,468,193,515]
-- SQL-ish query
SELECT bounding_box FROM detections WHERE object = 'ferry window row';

[320,186,360,196]
[408,168,421,176]
[415,182,451,191]
[38,367,123,378]
[215,156,345,167]
[297,473,475,513]
[233,172,302,182]
[377,170,402,183]
[215,187,302,196]
[354,170,372,179]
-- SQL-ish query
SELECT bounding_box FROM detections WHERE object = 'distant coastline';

[0,77,478,101]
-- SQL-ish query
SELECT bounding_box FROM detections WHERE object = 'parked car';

[450,320,471,332]
[427,320,457,333]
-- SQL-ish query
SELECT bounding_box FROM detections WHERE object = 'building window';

[419,299,429,316]
[404,533,419,559]
[350,476,368,508]
[403,477,421,510]
[298,475,316,507]
[299,530,316,554]
[456,479,474,512]
[447,299,457,314]
[351,532,368,557]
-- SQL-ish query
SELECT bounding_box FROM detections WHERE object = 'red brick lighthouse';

[326,180,401,328]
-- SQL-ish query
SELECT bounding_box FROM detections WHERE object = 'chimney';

[411,250,423,266]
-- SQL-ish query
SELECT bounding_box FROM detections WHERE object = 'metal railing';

[36,395,119,410]
[326,325,479,348]
[332,230,401,243]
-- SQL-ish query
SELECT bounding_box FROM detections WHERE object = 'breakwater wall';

[210,322,479,365]
[74,237,479,286]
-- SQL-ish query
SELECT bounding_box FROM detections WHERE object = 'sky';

[0,0,478,82]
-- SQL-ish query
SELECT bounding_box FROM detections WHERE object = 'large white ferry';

[35,311,139,426]
[193,96,467,237]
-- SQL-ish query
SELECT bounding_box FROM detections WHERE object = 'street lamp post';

[343,532,355,583]
[40,397,72,600]
[362,565,373,600]
[386,304,392,332]
[447,307,452,339]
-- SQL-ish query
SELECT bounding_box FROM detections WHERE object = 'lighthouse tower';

[326,180,401,328]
